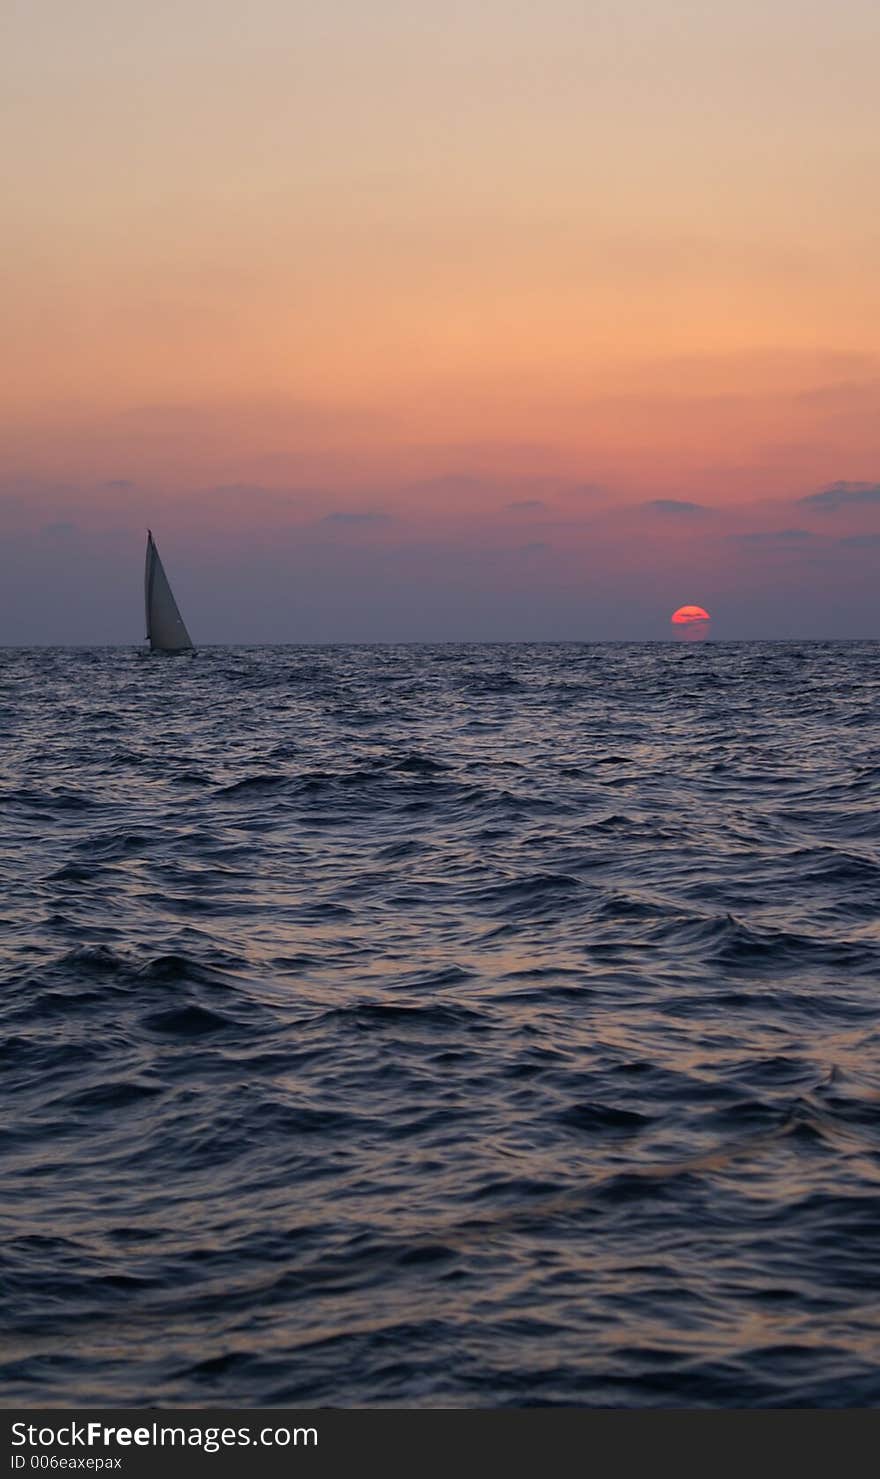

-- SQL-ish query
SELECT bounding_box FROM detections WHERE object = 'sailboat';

[144,530,194,653]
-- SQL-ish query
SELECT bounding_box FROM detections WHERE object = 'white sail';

[145,531,194,652]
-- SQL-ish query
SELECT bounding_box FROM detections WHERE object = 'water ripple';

[1,641,879,1406]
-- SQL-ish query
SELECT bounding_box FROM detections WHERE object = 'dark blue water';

[2,642,879,1407]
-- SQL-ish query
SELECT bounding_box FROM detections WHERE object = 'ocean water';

[1,641,879,1408]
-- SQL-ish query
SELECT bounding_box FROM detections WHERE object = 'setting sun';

[671,605,711,640]
[671,605,711,625]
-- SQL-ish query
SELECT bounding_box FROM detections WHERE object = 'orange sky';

[3,1,880,638]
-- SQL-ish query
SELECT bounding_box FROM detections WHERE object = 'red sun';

[671,605,711,641]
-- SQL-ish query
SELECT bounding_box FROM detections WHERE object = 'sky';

[2,0,880,642]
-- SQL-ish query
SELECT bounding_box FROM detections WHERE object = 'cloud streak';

[640,499,708,516]
[839,532,880,548]
[320,511,391,526]
[734,528,817,544]
[798,481,880,511]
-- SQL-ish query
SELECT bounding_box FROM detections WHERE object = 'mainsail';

[144,531,194,652]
